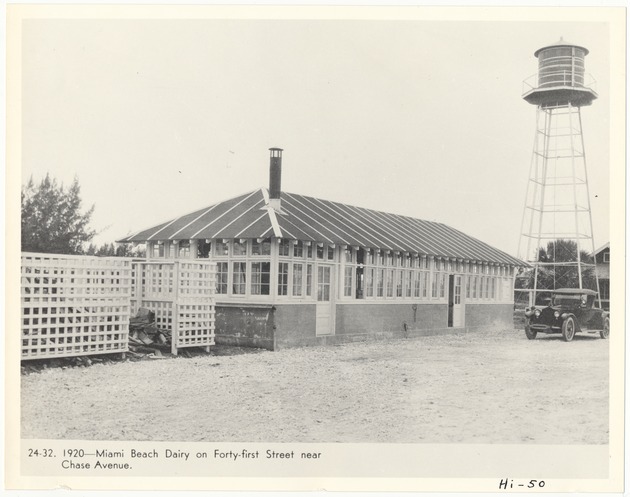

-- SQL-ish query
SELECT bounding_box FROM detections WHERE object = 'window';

[232,240,247,256]
[251,238,271,256]
[345,248,354,263]
[178,241,190,259]
[377,251,384,266]
[293,241,304,258]
[406,271,413,297]
[344,267,353,297]
[169,243,176,258]
[307,244,313,258]
[327,246,335,260]
[216,262,228,294]
[293,263,304,296]
[278,262,289,295]
[215,240,229,256]
[377,269,384,297]
[414,272,421,297]
[251,262,270,295]
[386,269,394,297]
[232,262,246,295]
[466,275,471,298]
[603,251,610,263]
[366,268,374,297]
[279,239,290,257]
[367,250,375,265]
[396,270,403,297]
[439,273,446,299]
[197,240,211,258]
[422,272,429,298]
[472,275,478,299]
[431,273,438,298]
[386,253,393,266]
[316,244,324,259]
[306,264,313,296]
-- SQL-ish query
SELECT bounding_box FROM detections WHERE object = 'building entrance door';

[448,274,464,327]
[316,265,335,336]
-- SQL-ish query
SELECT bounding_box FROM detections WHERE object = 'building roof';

[593,242,610,256]
[119,188,525,266]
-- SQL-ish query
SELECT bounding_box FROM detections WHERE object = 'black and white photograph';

[5,4,625,493]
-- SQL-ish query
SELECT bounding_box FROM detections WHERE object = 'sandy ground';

[21,329,609,444]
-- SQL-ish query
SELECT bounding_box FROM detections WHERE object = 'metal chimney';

[269,147,283,210]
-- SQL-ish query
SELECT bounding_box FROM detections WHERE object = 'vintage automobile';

[524,288,610,342]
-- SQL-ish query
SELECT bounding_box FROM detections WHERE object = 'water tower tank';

[522,38,597,107]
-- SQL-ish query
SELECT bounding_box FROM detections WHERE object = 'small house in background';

[594,243,610,310]
[119,149,525,349]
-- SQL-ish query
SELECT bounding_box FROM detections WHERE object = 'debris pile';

[128,307,171,359]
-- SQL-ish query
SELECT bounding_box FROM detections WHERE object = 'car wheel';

[600,317,610,339]
[525,325,537,340]
[562,316,576,342]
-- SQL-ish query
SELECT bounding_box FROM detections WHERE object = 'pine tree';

[21,174,96,254]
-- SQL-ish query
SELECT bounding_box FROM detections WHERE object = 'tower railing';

[522,71,597,94]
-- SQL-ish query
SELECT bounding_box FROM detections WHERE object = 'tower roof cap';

[534,37,589,58]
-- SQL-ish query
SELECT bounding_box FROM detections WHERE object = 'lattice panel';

[130,259,216,353]
[175,302,216,348]
[21,253,131,360]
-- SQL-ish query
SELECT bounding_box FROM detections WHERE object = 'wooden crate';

[21,253,131,360]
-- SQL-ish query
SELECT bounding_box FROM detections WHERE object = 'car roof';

[552,288,598,296]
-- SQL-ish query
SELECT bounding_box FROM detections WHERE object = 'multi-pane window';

[277,262,289,296]
[386,269,394,297]
[345,248,354,263]
[307,244,313,258]
[316,244,324,259]
[343,267,353,297]
[414,272,421,297]
[279,240,291,257]
[178,241,190,258]
[439,273,446,299]
[251,238,271,256]
[232,240,247,256]
[377,269,384,297]
[216,262,228,294]
[395,270,403,297]
[232,262,246,295]
[327,246,335,260]
[406,271,413,297]
[306,264,313,296]
[293,263,304,296]
[366,268,374,297]
[378,251,385,266]
[215,240,229,256]
[250,262,270,295]
[431,272,439,298]
[466,275,471,298]
[422,272,429,298]
[293,241,304,258]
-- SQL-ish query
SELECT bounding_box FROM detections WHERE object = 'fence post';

[171,260,180,356]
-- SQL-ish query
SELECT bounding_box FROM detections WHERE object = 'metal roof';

[119,188,525,266]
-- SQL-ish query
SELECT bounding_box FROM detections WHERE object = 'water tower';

[516,38,601,306]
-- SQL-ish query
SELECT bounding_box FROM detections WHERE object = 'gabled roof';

[593,242,610,256]
[119,188,524,266]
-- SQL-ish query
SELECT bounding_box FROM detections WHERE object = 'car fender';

[562,313,581,332]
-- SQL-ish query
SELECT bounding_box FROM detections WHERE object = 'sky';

[18,8,617,258]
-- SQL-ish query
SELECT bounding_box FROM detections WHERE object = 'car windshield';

[552,294,582,306]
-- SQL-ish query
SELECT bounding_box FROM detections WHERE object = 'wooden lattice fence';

[131,260,216,355]
[21,253,132,360]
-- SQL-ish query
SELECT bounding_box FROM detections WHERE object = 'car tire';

[562,316,576,342]
[525,325,537,340]
[600,317,610,339]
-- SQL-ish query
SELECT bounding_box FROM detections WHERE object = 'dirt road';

[21,329,609,443]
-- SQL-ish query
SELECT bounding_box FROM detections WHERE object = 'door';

[448,274,464,328]
[316,265,335,336]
